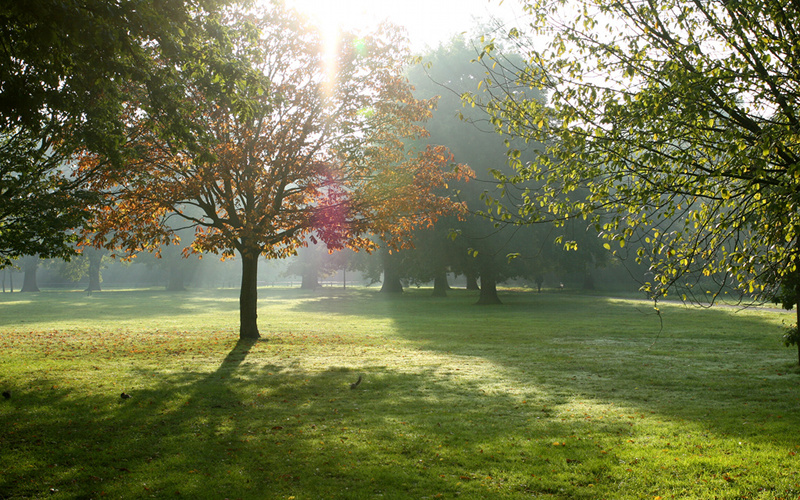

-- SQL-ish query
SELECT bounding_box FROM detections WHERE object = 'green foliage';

[782,325,800,347]
[1,288,798,498]
[405,36,583,290]
[0,130,96,267]
[0,0,231,268]
[475,0,800,303]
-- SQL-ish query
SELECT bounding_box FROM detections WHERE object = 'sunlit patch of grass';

[1,287,799,498]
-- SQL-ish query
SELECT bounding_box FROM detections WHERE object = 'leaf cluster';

[79,3,471,264]
[474,0,800,302]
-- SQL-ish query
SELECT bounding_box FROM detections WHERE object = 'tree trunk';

[21,257,39,292]
[583,271,595,290]
[432,270,448,297]
[85,249,103,292]
[300,272,318,289]
[166,263,186,291]
[796,280,800,366]
[465,271,479,291]
[476,255,502,305]
[301,265,319,290]
[239,253,260,339]
[380,250,403,293]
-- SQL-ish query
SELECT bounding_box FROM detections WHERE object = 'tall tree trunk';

[299,246,320,289]
[432,270,448,297]
[583,271,595,290]
[85,249,103,292]
[795,272,800,366]
[465,271,479,291]
[300,272,318,289]
[300,263,319,290]
[795,230,800,365]
[166,263,186,291]
[21,256,39,292]
[796,294,799,366]
[239,253,260,339]
[380,250,403,293]
[476,255,501,305]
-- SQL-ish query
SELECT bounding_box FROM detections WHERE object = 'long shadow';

[3,289,799,498]
[289,288,800,450]
[0,337,266,498]
[1,338,612,498]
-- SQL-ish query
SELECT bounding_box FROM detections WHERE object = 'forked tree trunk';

[239,253,260,339]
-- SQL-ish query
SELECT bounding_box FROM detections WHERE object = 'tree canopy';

[0,0,229,267]
[476,0,800,307]
[81,4,470,338]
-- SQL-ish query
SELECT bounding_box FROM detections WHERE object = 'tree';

[476,0,800,354]
[409,37,555,304]
[82,4,469,339]
[20,255,40,293]
[0,0,230,268]
[83,247,105,292]
[0,131,94,267]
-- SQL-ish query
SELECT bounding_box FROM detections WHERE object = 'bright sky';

[284,0,526,51]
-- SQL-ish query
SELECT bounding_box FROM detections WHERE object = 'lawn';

[1,287,798,499]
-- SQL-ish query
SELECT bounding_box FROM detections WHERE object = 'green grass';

[1,287,799,499]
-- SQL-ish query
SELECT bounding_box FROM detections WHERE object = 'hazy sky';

[284,0,526,50]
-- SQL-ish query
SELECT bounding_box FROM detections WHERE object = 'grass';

[1,286,799,499]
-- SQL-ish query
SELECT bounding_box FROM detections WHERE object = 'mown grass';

[1,287,799,499]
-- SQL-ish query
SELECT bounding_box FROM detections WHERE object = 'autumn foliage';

[80,4,471,338]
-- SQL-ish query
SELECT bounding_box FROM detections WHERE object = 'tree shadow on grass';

[3,290,799,498]
[289,289,800,450]
[0,338,630,499]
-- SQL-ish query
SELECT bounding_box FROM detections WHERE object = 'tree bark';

[21,256,39,292]
[300,262,319,289]
[380,250,403,293]
[239,253,260,339]
[432,270,448,297]
[166,263,186,291]
[476,255,502,305]
[795,278,800,366]
[85,249,103,292]
[465,271,479,291]
[583,271,595,290]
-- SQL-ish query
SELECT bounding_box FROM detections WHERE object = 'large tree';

[0,0,229,267]
[476,0,800,355]
[82,4,469,339]
[408,37,557,304]
[0,131,94,267]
